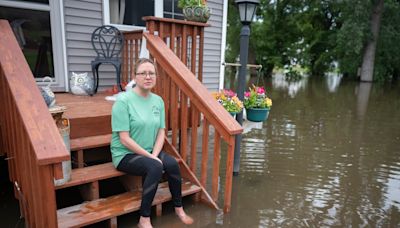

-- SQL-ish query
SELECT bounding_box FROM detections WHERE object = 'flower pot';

[229,112,236,117]
[183,6,210,23]
[246,108,270,122]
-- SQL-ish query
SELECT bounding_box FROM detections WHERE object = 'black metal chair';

[91,25,124,94]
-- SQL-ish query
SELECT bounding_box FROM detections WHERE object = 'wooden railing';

[144,32,243,212]
[144,16,208,82]
[121,30,143,84]
[0,20,69,227]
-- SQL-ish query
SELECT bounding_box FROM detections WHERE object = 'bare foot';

[138,216,153,228]
[175,207,194,225]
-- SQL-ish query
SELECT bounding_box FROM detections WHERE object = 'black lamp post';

[234,0,260,176]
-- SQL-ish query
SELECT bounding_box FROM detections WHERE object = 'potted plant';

[244,85,272,122]
[212,89,243,117]
[178,0,210,23]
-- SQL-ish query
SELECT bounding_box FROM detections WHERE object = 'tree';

[360,0,384,82]
[336,0,400,82]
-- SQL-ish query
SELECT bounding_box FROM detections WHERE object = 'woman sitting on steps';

[111,58,194,228]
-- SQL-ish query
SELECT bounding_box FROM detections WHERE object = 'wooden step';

[57,181,201,228]
[55,162,123,190]
[70,134,112,151]
[69,134,112,168]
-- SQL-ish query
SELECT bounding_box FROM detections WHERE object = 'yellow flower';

[220,93,227,101]
[211,89,244,113]
[211,92,219,100]
[232,96,243,108]
[265,98,272,107]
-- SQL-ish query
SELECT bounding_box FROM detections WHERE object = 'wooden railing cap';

[143,16,210,27]
[122,30,144,36]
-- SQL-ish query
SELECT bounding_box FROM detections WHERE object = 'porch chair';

[91,25,124,94]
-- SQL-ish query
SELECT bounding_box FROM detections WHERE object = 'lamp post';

[233,0,259,176]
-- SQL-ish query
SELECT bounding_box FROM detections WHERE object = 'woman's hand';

[151,154,163,164]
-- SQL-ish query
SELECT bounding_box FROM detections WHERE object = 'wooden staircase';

[54,93,205,227]
[0,17,243,227]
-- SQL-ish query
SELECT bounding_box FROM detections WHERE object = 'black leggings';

[117,151,182,217]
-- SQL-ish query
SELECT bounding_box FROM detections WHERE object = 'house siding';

[63,0,224,90]
[203,0,224,91]
[64,0,118,88]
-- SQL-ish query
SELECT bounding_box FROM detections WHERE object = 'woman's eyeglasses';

[136,71,156,78]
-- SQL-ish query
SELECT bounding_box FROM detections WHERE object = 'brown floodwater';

[149,74,400,227]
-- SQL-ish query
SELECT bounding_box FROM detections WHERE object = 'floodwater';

[151,74,400,227]
[2,74,400,227]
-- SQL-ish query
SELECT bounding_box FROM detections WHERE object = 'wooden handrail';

[144,32,242,212]
[144,33,242,140]
[0,21,69,165]
[0,20,69,227]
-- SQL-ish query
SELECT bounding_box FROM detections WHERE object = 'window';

[163,0,183,19]
[107,0,156,28]
[0,0,67,91]
[0,5,54,78]
[105,0,184,30]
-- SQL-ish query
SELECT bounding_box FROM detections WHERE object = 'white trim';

[0,0,50,11]
[107,23,145,32]
[58,0,69,92]
[219,0,229,90]
[102,0,110,24]
[155,0,163,17]
[48,0,66,91]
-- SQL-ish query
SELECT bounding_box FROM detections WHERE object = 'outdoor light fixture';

[233,0,260,175]
[235,0,260,25]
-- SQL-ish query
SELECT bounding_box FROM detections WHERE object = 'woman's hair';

[134,58,157,75]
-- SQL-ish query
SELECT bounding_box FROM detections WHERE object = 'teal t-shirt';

[110,90,165,167]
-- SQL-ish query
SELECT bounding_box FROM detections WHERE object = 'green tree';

[226,0,400,82]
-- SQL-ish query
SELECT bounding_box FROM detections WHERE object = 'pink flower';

[257,87,265,94]
[223,89,236,97]
[244,91,251,97]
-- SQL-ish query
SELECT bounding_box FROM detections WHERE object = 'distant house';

[0,0,228,92]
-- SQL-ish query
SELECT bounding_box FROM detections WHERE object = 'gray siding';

[203,0,224,91]
[64,0,117,89]
[63,0,225,91]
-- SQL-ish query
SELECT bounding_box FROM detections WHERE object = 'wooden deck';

[56,93,114,139]
[56,92,113,119]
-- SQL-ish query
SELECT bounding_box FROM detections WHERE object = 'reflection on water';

[325,73,343,93]
[272,73,308,98]
[356,82,372,119]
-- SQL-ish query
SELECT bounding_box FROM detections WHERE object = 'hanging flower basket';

[244,85,272,122]
[211,89,243,117]
[246,108,270,122]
